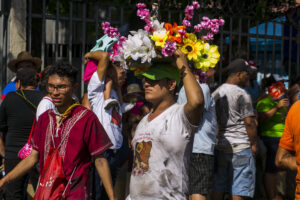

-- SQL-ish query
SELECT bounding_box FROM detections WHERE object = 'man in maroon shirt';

[0,62,116,199]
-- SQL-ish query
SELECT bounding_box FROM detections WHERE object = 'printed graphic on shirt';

[133,141,152,176]
[111,106,121,127]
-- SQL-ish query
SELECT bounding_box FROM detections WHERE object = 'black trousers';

[4,158,39,200]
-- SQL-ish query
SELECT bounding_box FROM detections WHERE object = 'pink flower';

[162,42,177,57]
[218,18,225,26]
[178,28,186,36]
[144,25,152,32]
[185,5,194,16]
[101,22,121,38]
[119,36,127,43]
[202,32,214,40]
[211,19,219,24]
[192,1,200,9]
[136,3,146,9]
[201,21,210,29]
[194,24,202,32]
[182,19,191,27]
[211,27,219,34]
[102,22,110,29]
[185,14,193,20]
[202,16,209,22]
[137,9,150,20]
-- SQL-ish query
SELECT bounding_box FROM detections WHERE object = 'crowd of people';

[0,47,298,200]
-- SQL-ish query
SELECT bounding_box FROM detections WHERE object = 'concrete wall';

[7,0,27,80]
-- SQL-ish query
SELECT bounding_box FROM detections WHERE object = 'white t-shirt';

[212,83,255,153]
[88,72,123,149]
[128,104,197,200]
[36,96,55,121]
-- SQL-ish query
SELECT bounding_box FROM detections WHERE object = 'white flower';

[121,29,156,65]
[152,20,164,32]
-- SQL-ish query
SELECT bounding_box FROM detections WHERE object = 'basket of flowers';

[101,1,225,76]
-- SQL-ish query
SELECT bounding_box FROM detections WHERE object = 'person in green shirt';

[257,75,289,200]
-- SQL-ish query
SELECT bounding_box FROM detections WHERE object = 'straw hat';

[8,51,42,72]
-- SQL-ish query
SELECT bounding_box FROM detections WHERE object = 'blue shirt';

[1,81,40,100]
[177,83,217,155]
[1,81,17,100]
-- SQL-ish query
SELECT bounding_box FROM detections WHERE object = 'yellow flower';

[181,33,203,61]
[194,43,220,72]
[150,30,168,49]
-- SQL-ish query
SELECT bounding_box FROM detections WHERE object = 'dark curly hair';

[48,62,78,84]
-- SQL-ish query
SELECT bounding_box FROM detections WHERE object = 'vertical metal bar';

[41,0,46,70]
[28,0,32,52]
[6,11,10,83]
[55,0,59,61]
[95,4,99,40]
[229,17,233,62]
[81,2,86,97]
[0,0,4,90]
[280,23,284,76]
[2,0,8,86]
[271,22,275,75]
[288,25,292,84]
[219,25,224,85]
[247,19,250,60]
[3,15,8,87]
[68,1,73,64]
[108,6,112,21]
[237,18,242,58]
[168,10,171,22]
[263,22,268,77]
[120,6,124,26]
[179,11,183,22]
[255,21,259,64]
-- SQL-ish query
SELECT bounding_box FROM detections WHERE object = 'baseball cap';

[140,63,181,86]
[223,58,251,77]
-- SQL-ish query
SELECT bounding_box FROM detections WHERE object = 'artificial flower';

[194,43,220,71]
[150,29,168,49]
[184,5,194,19]
[162,41,177,57]
[182,20,191,27]
[192,1,200,9]
[101,22,120,38]
[152,20,164,32]
[181,33,203,61]
[122,30,156,64]
[165,23,186,44]
[136,3,146,9]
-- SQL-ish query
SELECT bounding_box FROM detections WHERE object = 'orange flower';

[164,23,186,44]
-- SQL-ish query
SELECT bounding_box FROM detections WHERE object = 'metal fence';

[4,0,300,96]
[0,0,9,93]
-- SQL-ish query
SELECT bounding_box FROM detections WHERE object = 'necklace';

[54,102,80,124]
[54,102,80,137]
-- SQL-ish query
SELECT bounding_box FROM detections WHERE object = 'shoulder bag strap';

[27,117,36,143]
[15,90,37,110]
